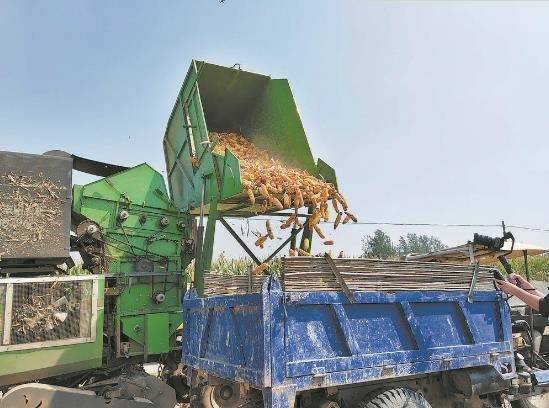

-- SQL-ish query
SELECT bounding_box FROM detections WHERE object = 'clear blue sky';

[2,1,549,256]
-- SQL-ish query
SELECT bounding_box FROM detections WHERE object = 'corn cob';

[210,132,356,243]
[334,212,342,230]
[266,220,274,240]
[313,224,326,239]
[252,263,269,275]
[255,235,268,247]
[344,211,357,223]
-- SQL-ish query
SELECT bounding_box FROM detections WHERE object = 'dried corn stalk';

[211,132,357,248]
[0,172,65,257]
[11,281,82,343]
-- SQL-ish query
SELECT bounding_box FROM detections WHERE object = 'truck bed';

[182,275,515,399]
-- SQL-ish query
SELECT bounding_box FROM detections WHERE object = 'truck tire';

[190,384,252,408]
[357,388,432,408]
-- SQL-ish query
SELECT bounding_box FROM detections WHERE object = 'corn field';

[186,253,282,277]
[493,255,549,282]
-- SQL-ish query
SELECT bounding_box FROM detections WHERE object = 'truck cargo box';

[182,259,514,407]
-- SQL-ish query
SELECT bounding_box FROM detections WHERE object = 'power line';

[227,217,549,233]
[507,225,549,233]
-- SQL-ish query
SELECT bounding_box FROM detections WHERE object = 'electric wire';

[223,217,549,233]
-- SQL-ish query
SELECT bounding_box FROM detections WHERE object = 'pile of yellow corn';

[211,132,357,258]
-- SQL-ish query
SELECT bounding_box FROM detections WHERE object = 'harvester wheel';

[357,388,432,408]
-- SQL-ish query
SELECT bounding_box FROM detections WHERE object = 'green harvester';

[0,60,336,407]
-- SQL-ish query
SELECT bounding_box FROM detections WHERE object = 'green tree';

[362,229,396,259]
[396,233,446,256]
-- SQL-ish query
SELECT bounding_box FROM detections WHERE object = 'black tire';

[511,393,549,408]
[357,388,432,408]
[167,373,189,402]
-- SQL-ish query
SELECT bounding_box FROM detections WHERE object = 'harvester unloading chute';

[163,60,337,216]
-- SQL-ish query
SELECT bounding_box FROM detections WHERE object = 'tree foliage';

[396,233,446,256]
[362,230,447,259]
[362,229,397,259]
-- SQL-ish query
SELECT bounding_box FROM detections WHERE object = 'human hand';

[496,279,519,296]
[508,273,535,290]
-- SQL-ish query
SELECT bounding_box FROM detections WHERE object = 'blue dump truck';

[182,256,549,408]
[160,61,549,407]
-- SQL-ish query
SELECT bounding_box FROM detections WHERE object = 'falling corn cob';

[211,132,356,247]
[255,235,268,247]
[266,220,274,240]
[344,211,357,223]
[334,212,343,230]
[313,224,325,239]
[303,238,310,252]
[252,263,269,275]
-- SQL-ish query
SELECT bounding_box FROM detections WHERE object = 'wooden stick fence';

[203,257,495,296]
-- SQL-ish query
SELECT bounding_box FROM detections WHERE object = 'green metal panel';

[243,79,317,174]
[145,313,170,354]
[117,279,181,316]
[72,165,189,360]
[120,312,178,356]
[0,277,105,386]
[220,149,242,200]
[72,163,189,277]
[121,315,145,346]
[317,158,337,189]
[163,60,337,216]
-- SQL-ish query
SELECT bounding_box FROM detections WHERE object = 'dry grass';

[0,172,65,258]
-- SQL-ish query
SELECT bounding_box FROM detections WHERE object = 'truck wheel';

[357,388,432,408]
[191,384,251,408]
[512,393,549,408]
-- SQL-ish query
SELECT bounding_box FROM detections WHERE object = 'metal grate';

[0,276,98,351]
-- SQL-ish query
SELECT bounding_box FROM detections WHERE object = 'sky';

[2,1,549,258]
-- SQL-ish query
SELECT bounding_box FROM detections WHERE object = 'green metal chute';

[163,60,337,295]
[163,60,336,216]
